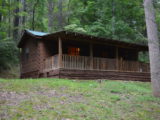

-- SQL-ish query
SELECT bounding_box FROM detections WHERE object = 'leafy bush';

[0,40,19,71]
[64,24,87,33]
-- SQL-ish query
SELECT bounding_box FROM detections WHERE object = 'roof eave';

[17,30,43,48]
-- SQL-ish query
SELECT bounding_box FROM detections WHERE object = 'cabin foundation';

[21,69,150,82]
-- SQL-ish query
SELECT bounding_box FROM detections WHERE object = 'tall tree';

[58,0,63,30]
[13,0,20,42]
[47,0,55,32]
[67,0,71,24]
[144,0,160,97]
[111,0,115,39]
[0,4,2,22]
[8,0,11,38]
[32,0,39,30]
[21,0,26,25]
[0,0,4,23]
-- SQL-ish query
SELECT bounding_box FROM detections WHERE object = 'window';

[24,48,29,61]
[68,47,80,56]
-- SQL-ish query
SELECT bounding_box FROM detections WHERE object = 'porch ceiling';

[43,31,148,51]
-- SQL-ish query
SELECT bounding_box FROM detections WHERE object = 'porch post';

[90,43,93,70]
[116,47,119,70]
[58,37,63,68]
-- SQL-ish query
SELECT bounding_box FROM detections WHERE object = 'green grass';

[0,78,160,120]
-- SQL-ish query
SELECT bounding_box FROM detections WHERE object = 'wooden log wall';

[21,38,40,74]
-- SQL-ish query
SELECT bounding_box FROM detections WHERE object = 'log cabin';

[18,29,150,81]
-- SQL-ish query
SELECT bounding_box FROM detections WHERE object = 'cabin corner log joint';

[18,29,150,81]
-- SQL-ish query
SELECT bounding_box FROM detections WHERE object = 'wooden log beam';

[90,43,93,70]
[116,47,119,70]
[58,37,63,68]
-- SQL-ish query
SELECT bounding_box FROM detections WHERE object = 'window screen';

[68,47,80,56]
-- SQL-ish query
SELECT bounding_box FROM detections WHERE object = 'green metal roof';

[26,29,49,36]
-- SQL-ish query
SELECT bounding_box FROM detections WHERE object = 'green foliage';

[63,0,150,45]
[64,24,87,33]
[0,40,18,71]
[139,52,149,63]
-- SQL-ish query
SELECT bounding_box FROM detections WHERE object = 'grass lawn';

[0,78,160,120]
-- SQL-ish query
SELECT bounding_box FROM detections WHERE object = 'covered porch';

[42,36,150,73]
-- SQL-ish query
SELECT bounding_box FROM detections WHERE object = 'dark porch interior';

[44,38,139,61]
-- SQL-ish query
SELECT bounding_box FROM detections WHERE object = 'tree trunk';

[144,0,160,97]
[13,0,20,42]
[22,0,26,25]
[32,0,39,30]
[8,0,11,38]
[0,0,6,22]
[112,0,115,39]
[0,0,3,22]
[47,0,55,32]
[0,13,1,23]
[67,0,71,25]
[58,0,63,30]
[0,0,4,40]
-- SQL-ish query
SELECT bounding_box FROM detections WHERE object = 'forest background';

[0,0,160,74]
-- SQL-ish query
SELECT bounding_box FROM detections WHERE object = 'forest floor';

[0,78,160,120]
[0,66,19,79]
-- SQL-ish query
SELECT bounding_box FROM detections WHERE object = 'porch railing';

[62,54,90,70]
[43,54,150,72]
[43,54,58,71]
